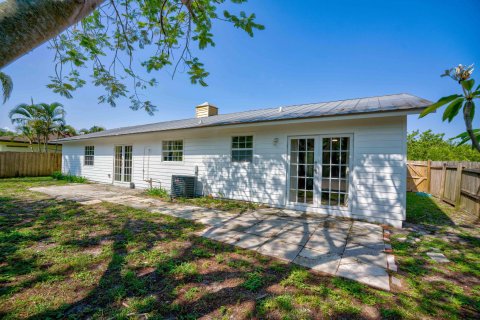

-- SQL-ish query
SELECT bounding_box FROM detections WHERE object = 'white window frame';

[162,140,184,162]
[113,145,133,183]
[231,135,254,163]
[286,133,353,211]
[84,146,94,166]
[318,134,353,209]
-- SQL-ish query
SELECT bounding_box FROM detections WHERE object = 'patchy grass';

[51,171,88,183]
[144,188,261,213]
[389,192,480,319]
[0,178,478,319]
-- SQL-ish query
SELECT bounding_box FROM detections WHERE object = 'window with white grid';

[231,136,253,162]
[84,146,94,166]
[162,140,183,161]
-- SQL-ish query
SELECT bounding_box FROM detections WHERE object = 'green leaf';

[461,79,475,91]
[0,71,13,104]
[442,98,464,122]
[419,94,462,118]
[452,129,480,146]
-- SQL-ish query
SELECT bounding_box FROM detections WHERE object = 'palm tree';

[9,100,43,151]
[80,125,106,134]
[9,100,66,153]
[17,125,35,152]
[36,102,65,153]
[54,124,77,153]
[420,64,480,152]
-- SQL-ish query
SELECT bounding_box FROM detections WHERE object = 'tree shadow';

[405,192,455,227]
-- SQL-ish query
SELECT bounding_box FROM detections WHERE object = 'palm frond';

[0,71,13,104]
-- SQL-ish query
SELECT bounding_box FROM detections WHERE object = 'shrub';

[51,171,88,183]
[145,187,169,199]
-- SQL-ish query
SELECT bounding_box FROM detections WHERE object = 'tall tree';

[0,0,263,111]
[17,125,36,152]
[36,102,66,152]
[420,64,480,152]
[80,125,106,134]
[9,101,66,152]
[9,101,44,151]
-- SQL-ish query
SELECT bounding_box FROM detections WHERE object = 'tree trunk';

[463,100,480,152]
[0,0,104,68]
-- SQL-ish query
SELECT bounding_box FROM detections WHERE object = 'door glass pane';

[289,138,315,204]
[320,137,350,207]
[331,152,340,164]
[114,146,123,181]
[124,146,133,182]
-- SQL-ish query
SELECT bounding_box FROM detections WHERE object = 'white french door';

[114,145,133,183]
[288,135,352,208]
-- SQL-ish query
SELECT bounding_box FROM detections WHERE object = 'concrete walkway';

[31,184,392,291]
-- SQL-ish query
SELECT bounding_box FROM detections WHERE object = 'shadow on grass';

[2,178,478,319]
[406,192,455,227]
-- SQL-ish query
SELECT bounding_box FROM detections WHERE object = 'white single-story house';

[57,93,430,227]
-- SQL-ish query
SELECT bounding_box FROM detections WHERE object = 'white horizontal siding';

[62,115,407,226]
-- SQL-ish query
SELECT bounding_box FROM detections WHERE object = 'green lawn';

[0,178,478,319]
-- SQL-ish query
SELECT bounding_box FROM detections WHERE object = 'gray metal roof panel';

[56,93,431,142]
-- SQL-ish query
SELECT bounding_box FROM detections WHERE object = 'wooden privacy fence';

[0,152,62,178]
[407,160,480,217]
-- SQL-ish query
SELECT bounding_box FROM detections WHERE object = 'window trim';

[84,145,95,166]
[231,135,254,163]
[161,139,184,162]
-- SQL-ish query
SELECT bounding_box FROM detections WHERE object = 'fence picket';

[407,160,480,219]
[0,152,61,178]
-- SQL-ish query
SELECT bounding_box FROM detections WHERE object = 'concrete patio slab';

[234,233,270,250]
[243,219,289,237]
[294,248,341,274]
[342,244,388,269]
[304,230,348,253]
[31,184,392,291]
[275,230,311,246]
[257,238,304,262]
[348,235,386,251]
[337,259,390,291]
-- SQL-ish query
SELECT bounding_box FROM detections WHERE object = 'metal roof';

[57,93,431,142]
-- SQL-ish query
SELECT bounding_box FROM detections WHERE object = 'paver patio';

[31,183,392,290]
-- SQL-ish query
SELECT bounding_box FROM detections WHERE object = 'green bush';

[145,187,169,198]
[51,171,88,183]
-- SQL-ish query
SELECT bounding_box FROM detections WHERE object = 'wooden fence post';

[454,163,463,209]
[427,160,432,193]
[440,162,447,201]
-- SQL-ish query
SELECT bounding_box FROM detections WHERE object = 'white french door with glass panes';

[114,145,133,183]
[288,135,352,208]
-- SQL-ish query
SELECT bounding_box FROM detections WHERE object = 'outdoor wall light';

[273,137,279,145]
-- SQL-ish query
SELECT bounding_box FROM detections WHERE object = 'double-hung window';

[84,146,94,166]
[231,136,253,162]
[162,140,183,161]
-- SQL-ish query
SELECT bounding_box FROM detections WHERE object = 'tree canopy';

[407,130,480,162]
[0,0,264,112]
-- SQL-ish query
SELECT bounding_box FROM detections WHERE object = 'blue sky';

[1,0,479,138]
